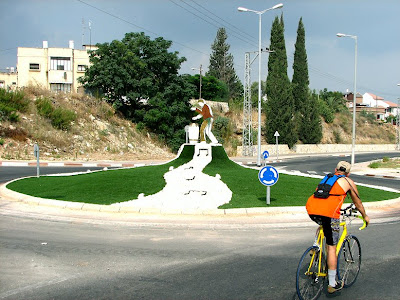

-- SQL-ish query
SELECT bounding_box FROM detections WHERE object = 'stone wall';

[236,144,398,157]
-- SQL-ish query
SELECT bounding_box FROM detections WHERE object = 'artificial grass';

[203,146,400,208]
[7,145,195,205]
[6,144,400,207]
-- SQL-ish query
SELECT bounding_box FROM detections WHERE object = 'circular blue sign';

[258,166,279,186]
[262,150,269,159]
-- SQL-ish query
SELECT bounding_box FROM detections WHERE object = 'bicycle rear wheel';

[296,246,327,300]
[337,235,361,287]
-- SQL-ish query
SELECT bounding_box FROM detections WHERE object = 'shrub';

[51,107,76,130]
[368,162,380,169]
[35,97,54,118]
[0,89,29,113]
[213,116,231,145]
[382,156,390,163]
[318,99,334,123]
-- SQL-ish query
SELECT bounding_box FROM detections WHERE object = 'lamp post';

[337,33,358,166]
[238,3,283,167]
[397,84,400,151]
[191,64,203,99]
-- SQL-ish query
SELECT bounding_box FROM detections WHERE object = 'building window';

[50,83,72,93]
[50,57,71,71]
[29,63,40,70]
[77,65,87,72]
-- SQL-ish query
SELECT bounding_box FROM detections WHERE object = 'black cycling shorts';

[309,215,340,246]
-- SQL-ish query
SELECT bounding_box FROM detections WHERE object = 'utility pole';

[242,52,254,156]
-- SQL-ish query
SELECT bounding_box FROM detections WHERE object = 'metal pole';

[266,186,270,205]
[257,12,262,167]
[351,37,357,166]
[199,64,202,99]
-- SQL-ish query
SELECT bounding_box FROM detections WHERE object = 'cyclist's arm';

[347,179,370,226]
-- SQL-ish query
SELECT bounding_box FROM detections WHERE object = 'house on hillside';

[362,93,399,121]
[342,91,398,122]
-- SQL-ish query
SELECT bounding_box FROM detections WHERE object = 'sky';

[1,0,399,101]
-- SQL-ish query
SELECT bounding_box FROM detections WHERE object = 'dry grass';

[0,85,174,161]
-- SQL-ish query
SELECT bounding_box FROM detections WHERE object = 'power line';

[76,0,208,57]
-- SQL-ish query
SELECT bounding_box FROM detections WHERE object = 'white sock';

[328,269,337,286]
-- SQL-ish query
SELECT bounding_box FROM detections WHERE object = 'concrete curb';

[1,183,399,217]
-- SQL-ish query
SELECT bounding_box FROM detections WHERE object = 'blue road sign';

[258,165,279,186]
[262,150,269,159]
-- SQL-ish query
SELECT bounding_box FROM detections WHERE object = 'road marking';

[0,275,78,299]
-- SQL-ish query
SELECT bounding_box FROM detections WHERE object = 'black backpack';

[313,173,345,199]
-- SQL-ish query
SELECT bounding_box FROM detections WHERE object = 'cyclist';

[306,161,370,294]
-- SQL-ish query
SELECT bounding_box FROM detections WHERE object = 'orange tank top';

[306,180,347,219]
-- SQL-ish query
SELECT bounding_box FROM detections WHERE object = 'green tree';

[265,15,297,148]
[207,28,243,100]
[292,17,309,113]
[292,18,321,144]
[298,91,322,143]
[183,74,228,102]
[80,32,193,151]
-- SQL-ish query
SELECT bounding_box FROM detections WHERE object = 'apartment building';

[15,40,95,93]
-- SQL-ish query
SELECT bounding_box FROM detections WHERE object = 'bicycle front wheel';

[337,235,361,287]
[296,246,326,300]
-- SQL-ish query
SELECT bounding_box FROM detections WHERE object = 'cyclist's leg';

[322,218,343,292]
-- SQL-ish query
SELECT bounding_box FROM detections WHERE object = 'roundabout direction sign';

[258,165,279,205]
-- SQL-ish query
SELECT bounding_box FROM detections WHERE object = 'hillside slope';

[0,88,397,161]
[0,87,174,161]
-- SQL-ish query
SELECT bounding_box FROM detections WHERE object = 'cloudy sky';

[1,0,399,100]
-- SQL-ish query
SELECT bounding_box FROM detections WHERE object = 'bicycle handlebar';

[341,204,367,231]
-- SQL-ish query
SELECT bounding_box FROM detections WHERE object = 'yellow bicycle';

[296,204,367,300]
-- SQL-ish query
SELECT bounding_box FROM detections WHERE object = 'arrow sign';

[262,150,269,159]
[258,165,279,187]
[274,131,280,160]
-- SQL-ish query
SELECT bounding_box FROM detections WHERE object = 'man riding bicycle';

[306,161,370,294]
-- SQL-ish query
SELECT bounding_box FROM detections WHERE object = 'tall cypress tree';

[292,18,322,144]
[292,17,308,112]
[207,28,242,100]
[265,15,297,148]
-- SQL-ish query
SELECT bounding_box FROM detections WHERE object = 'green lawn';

[203,147,400,208]
[6,145,400,207]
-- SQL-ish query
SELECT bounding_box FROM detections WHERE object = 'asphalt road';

[0,166,116,184]
[0,212,399,300]
[268,152,400,190]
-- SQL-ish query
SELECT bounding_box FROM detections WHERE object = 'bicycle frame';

[306,226,327,278]
[307,220,348,278]
[336,220,348,256]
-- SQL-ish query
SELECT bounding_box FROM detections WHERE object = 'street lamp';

[238,3,283,167]
[337,33,358,166]
[191,64,203,100]
[396,84,400,150]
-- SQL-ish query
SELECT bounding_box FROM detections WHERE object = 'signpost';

[258,165,279,205]
[34,143,40,178]
[262,150,269,166]
[274,131,280,160]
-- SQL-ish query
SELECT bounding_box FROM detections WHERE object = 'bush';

[0,89,29,122]
[35,96,76,130]
[0,89,29,112]
[382,156,390,163]
[51,107,76,130]
[368,162,380,168]
[213,116,231,144]
[35,97,54,118]
[318,99,334,123]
